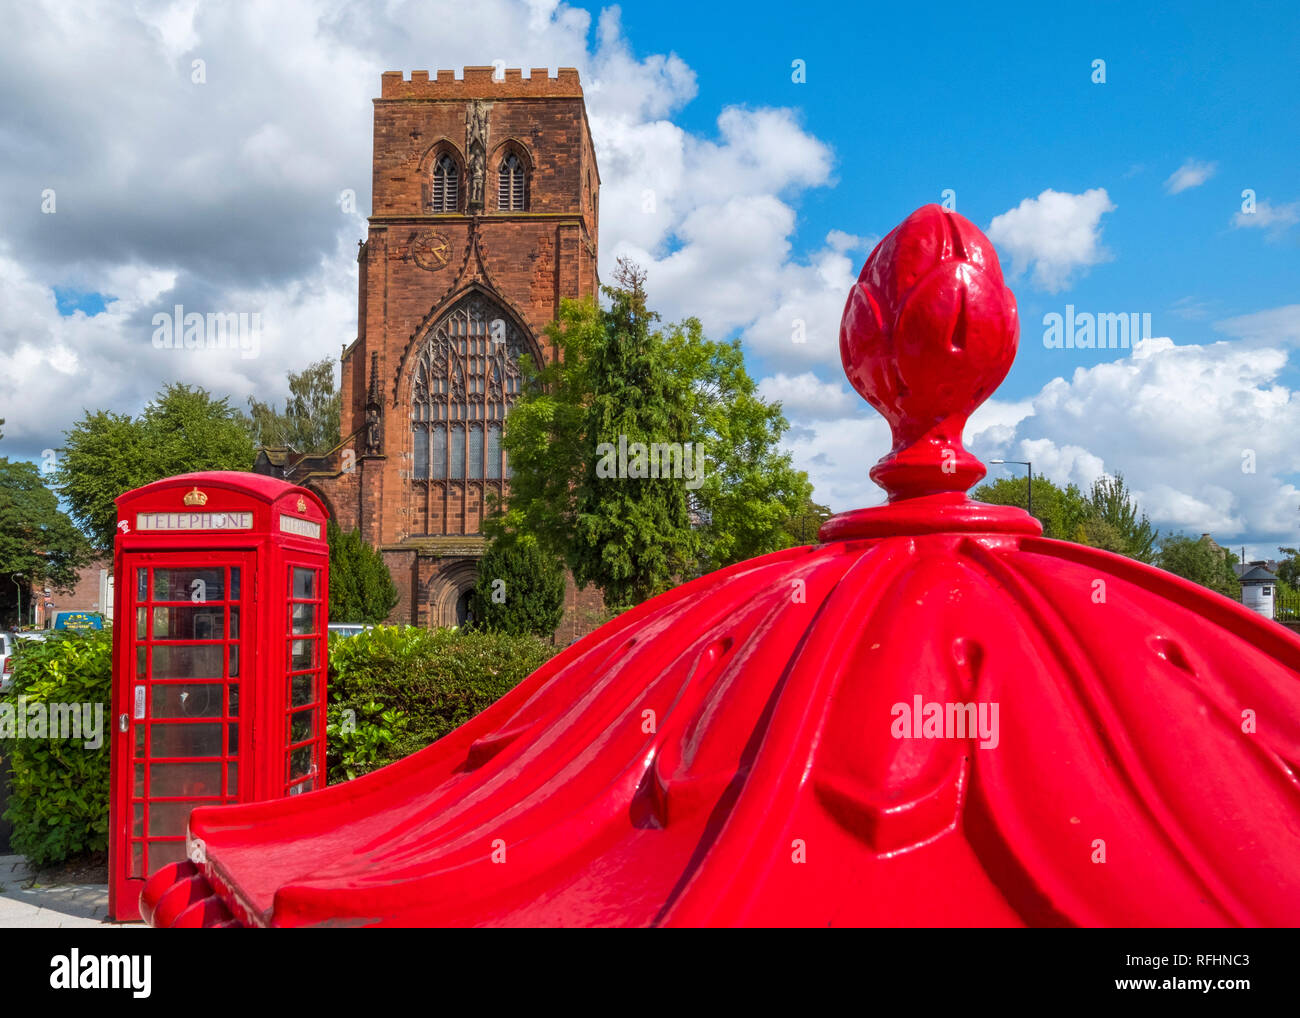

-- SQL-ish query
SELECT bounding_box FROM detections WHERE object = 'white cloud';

[986,188,1116,292]
[757,372,857,420]
[969,332,1300,544]
[0,0,851,462]
[1232,198,1300,232]
[1214,304,1300,347]
[1164,158,1217,194]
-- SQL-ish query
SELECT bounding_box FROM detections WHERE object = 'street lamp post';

[10,573,23,629]
[990,459,1033,518]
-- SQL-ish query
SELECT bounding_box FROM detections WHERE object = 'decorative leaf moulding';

[141,205,1300,928]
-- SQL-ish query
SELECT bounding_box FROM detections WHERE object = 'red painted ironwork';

[141,206,1300,927]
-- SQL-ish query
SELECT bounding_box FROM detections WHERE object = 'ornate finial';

[842,205,1018,500]
[822,206,1038,541]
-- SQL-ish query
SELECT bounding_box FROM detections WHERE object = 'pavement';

[0,854,140,928]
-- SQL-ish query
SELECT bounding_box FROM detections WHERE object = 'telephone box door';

[111,552,253,914]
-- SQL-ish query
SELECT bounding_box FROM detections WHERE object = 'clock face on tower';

[413,230,452,271]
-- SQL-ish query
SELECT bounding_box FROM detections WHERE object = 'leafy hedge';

[0,631,112,868]
[0,625,560,866]
[325,625,558,783]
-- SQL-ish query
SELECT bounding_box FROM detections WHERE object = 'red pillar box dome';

[141,207,1300,927]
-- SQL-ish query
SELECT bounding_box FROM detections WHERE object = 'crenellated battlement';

[379,67,583,100]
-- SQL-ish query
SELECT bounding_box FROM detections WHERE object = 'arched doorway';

[426,560,479,629]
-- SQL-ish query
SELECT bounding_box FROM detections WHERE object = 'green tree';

[1083,473,1158,562]
[781,498,833,546]
[492,260,814,609]
[0,460,94,620]
[664,319,813,570]
[1156,534,1241,599]
[1072,516,1132,556]
[1276,547,1300,591]
[247,358,341,454]
[54,384,256,549]
[972,475,1089,540]
[467,539,565,637]
[327,521,398,624]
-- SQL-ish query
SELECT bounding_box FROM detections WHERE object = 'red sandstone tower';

[289,68,601,635]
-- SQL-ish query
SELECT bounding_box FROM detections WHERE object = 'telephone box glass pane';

[292,568,315,600]
[130,841,144,878]
[150,723,223,758]
[289,673,314,707]
[151,644,223,679]
[227,723,239,753]
[289,639,315,671]
[149,761,221,798]
[149,800,208,835]
[228,684,239,717]
[288,746,314,781]
[226,762,238,796]
[152,605,225,640]
[290,602,316,635]
[228,644,239,678]
[229,567,240,601]
[137,568,147,600]
[132,804,144,837]
[153,567,226,602]
[136,607,148,639]
[151,683,223,719]
[229,607,240,639]
[288,709,314,745]
[147,841,188,870]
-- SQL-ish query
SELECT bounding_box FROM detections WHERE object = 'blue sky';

[608,0,1300,397]
[2,0,1298,556]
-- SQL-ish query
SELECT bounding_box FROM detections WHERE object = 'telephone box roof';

[116,470,321,508]
[141,206,1300,928]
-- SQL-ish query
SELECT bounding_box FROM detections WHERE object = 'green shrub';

[467,539,566,638]
[0,630,112,868]
[325,625,558,783]
[328,521,399,624]
[325,698,409,782]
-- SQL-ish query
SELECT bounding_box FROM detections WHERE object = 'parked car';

[53,611,104,630]
[327,623,373,639]
[0,631,12,692]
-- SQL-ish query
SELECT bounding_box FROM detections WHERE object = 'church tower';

[313,67,600,632]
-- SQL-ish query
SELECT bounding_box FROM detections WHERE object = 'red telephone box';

[108,471,329,921]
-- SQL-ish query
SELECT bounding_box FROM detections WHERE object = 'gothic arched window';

[411,294,528,486]
[497,153,527,211]
[431,154,459,212]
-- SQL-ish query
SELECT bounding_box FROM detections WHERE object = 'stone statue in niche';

[365,403,381,454]
[467,100,489,211]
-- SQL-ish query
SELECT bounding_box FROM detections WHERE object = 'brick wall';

[32,555,113,627]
